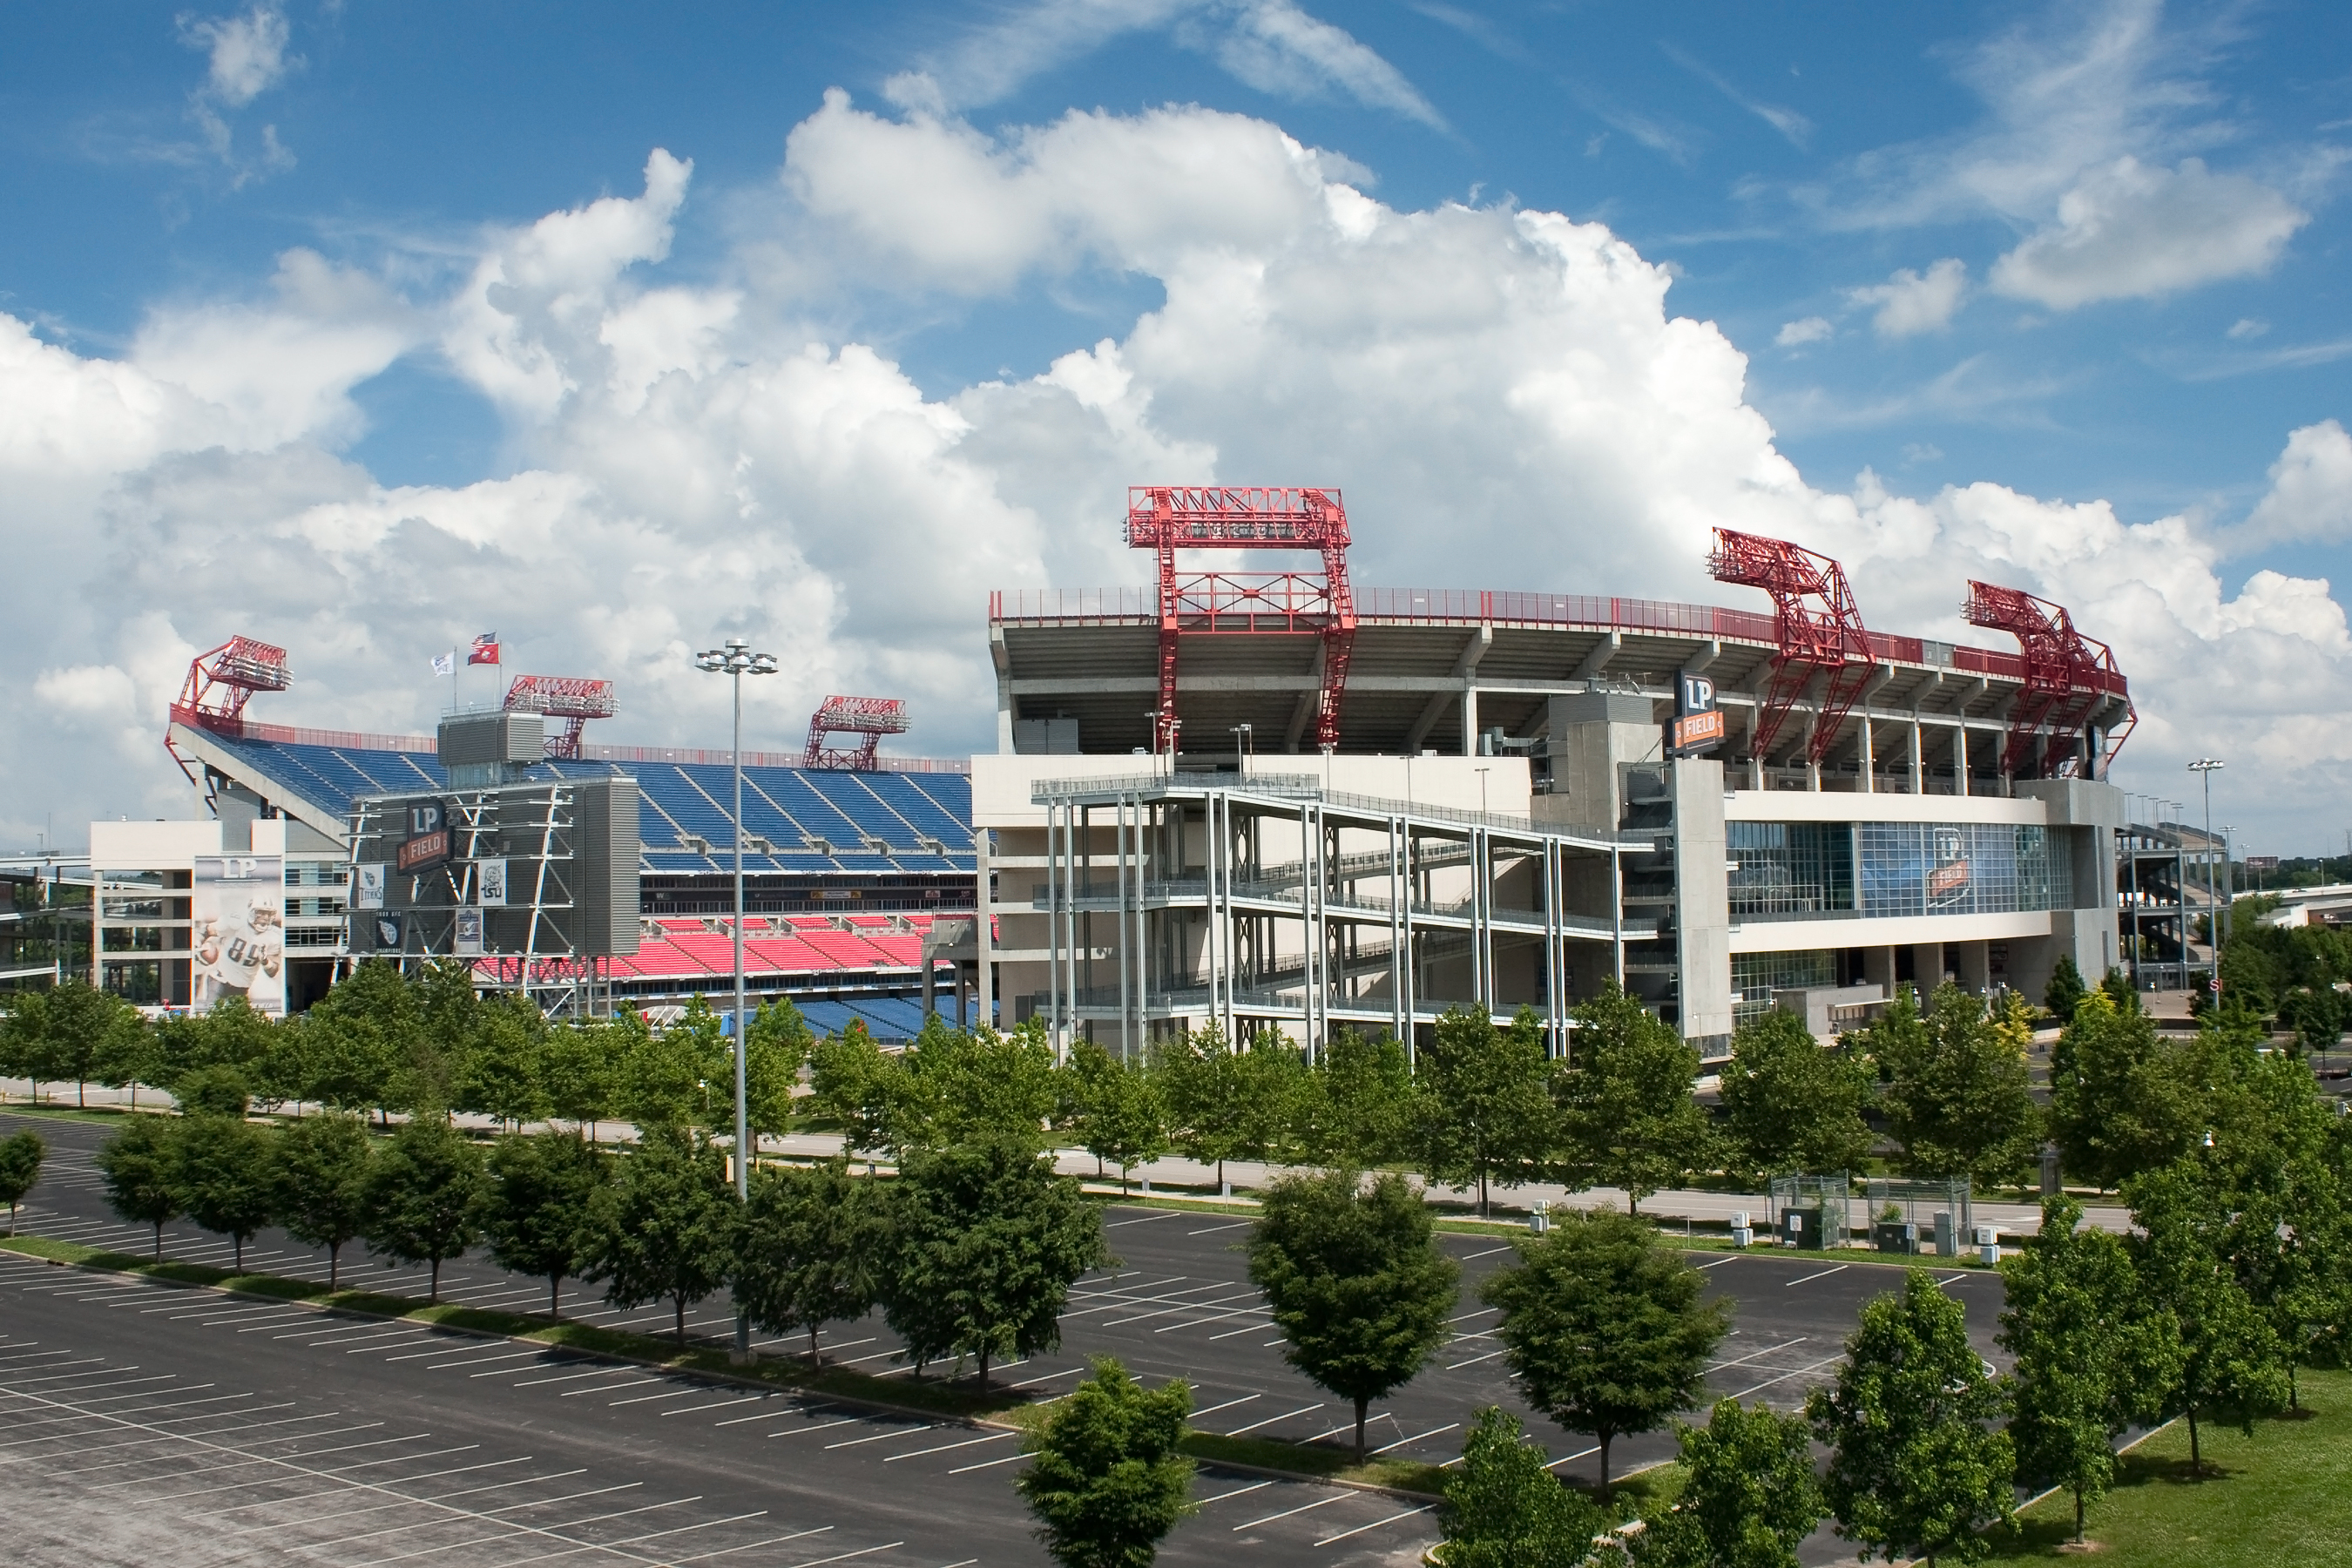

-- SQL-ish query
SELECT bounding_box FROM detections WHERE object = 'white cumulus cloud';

[1990,157,2307,309]
[1776,316,1833,348]
[2240,421,2352,548]
[1847,259,1970,339]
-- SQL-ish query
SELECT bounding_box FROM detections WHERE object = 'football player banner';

[193,855,287,1017]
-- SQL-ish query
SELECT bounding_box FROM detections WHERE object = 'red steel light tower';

[166,635,292,779]
[1707,529,1876,767]
[1125,485,1356,754]
[503,674,618,760]
[1963,581,2134,778]
[805,695,909,771]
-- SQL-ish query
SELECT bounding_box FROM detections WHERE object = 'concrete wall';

[1672,757,1734,1045]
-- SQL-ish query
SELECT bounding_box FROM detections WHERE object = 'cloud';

[2,95,2349,848]
[1659,42,1812,149]
[2227,317,2269,339]
[2240,421,2352,548]
[177,3,300,185]
[1990,157,2307,308]
[1847,259,1970,338]
[885,0,1443,128]
[1776,316,1833,347]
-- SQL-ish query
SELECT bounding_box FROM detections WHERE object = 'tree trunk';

[429,1256,442,1302]
[1599,1432,1613,1500]
[2188,1408,2201,1477]
[2290,1362,2301,1410]
[674,1295,687,1344]
[808,1323,821,1366]
[152,1220,163,1260]
[78,1078,85,1108]
[1627,1191,1640,1218]
[549,1274,562,1319]
[1354,1396,1369,1464]
[328,1240,341,1292]
[978,1345,990,1393]
[1217,1157,1225,1191]
[233,1234,244,1272]
[2075,1484,2085,1543]
[1477,1168,1488,1219]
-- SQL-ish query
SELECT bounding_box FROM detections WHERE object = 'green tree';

[1480,1206,1729,1497]
[807,1019,902,1161]
[0,990,61,1103]
[96,1116,181,1258]
[1717,1008,1873,1184]
[269,1113,375,1289]
[1867,984,2039,1190]
[1069,1044,1169,1192]
[175,1062,253,1118]
[2127,1161,2292,1472]
[543,1017,624,1139]
[0,1128,45,1233]
[1159,1023,1251,1189]
[482,1130,609,1317]
[1016,1357,1196,1568]
[1237,1027,1312,1167]
[300,961,417,1119]
[583,1122,736,1342]
[1440,1406,1603,1568]
[1808,1270,2012,1567]
[881,1137,1109,1389]
[1415,1003,1552,1217]
[1298,1028,1414,1169]
[743,997,814,1140]
[39,978,140,1108]
[898,1015,1061,1152]
[1997,1195,2183,1544]
[732,1159,883,1363]
[460,993,550,1131]
[1634,1398,1824,1568]
[89,992,159,1108]
[2047,989,2202,1190]
[1555,985,1715,1215]
[173,1112,274,1272]
[2044,954,2088,1024]
[638,994,732,1128]
[405,959,483,1115]
[362,1116,486,1301]
[1246,1168,1458,1463]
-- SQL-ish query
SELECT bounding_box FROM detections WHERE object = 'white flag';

[431,652,456,677]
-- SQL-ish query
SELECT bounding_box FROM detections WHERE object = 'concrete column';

[1912,942,1948,990]
[1461,685,1480,756]
[1956,940,1991,996]
[1909,720,1923,795]
[1863,944,1897,995]
[1858,718,1875,794]
[1672,758,1734,1047]
[1807,759,1821,791]
[1955,726,1970,797]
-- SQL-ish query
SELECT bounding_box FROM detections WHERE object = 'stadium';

[73,483,2196,1052]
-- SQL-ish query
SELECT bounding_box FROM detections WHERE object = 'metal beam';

[1283,639,1328,753]
[1402,626,1491,753]
[1573,632,1621,682]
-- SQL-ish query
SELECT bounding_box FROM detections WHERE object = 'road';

[2,1110,2020,1565]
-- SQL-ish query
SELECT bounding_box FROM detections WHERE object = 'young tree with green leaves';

[1246,1168,1458,1463]
[1808,1270,2012,1567]
[1415,1003,1551,1217]
[1238,1027,1312,1168]
[1555,985,1715,1215]
[732,1159,882,1363]
[2126,1160,2292,1473]
[1717,1007,1873,1183]
[1440,1406,1602,1568]
[1016,1357,1196,1568]
[807,1019,902,1162]
[1998,1194,2183,1544]
[90,992,158,1108]
[97,1115,181,1258]
[631,994,729,1129]
[896,1015,1062,1152]
[0,1128,45,1233]
[1865,983,2039,1190]
[2044,954,2088,1024]
[1298,1028,1414,1170]
[1069,1043,1169,1192]
[543,1019,624,1141]
[406,958,483,1115]
[0,989,60,1103]
[300,961,417,1119]
[1480,1206,1729,1497]
[583,1121,736,1342]
[269,1112,375,1289]
[460,992,551,1131]
[39,978,140,1109]
[173,1112,274,1272]
[362,1116,486,1301]
[743,997,814,1140]
[881,1137,1109,1389]
[1634,1398,1823,1568]
[483,1129,609,1317]
[2046,989,2201,1191]
[1158,1023,1251,1189]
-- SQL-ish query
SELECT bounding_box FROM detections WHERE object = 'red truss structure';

[1707,529,1876,767]
[1963,581,2135,778]
[504,674,618,760]
[166,635,292,780]
[1125,485,1356,753]
[805,695,909,771]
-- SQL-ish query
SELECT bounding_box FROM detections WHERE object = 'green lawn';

[1989,1369,2352,1564]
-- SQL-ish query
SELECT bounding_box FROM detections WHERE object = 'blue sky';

[1,1,2348,849]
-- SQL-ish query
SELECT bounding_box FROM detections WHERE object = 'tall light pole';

[1230,722,1252,775]
[695,635,777,1362]
[2189,758,2224,991]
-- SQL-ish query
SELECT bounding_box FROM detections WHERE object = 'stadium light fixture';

[2188,758,2224,985]
[695,634,777,1363]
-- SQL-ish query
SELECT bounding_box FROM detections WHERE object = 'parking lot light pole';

[695,635,777,1362]
[2189,758,2224,989]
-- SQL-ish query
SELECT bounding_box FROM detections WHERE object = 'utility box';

[1875,1220,1920,1255]
[1783,1208,1821,1251]
[1977,1226,2000,1266]
[1935,1212,1958,1258]
[1731,1210,1753,1247]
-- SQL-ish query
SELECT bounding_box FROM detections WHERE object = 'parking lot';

[1,1110,2014,1565]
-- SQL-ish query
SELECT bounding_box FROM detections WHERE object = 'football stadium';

[73,484,2201,1052]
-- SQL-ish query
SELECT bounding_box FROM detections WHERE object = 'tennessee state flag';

[468,632,501,666]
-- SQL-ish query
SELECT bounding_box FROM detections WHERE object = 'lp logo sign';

[408,802,444,836]
[1679,673,1716,717]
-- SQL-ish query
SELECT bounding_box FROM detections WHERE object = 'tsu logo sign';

[1670,669,1725,757]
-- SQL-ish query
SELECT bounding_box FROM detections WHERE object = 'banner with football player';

[192,855,287,1016]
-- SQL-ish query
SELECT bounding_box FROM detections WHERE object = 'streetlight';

[1230,722,1252,775]
[694,634,777,1362]
[2189,758,2224,990]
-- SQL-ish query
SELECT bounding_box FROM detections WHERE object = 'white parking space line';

[1104,1211,1178,1227]
[1544,1444,1602,1470]
[1187,1220,1250,1235]
[1190,1394,1259,1419]
[1783,1265,1850,1287]
[508,1365,628,1389]
[660,1396,772,1419]
[1219,1402,1322,1437]
[1315,1504,1434,1545]
[1234,1493,1348,1531]
[1372,1423,1457,1454]
[824,1424,936,1450]
[1707,1338,1809,1373]
[1726,1352,1847,1401]
[1696,1255,1744,1269]
[882,1431,1012,1463]
[1461,1247,1513,1260]
[1445,1348,1509,1371]
[559,1375,663,1397]
[609,1386,701,1407]
[1198,1480,1274,1505]
[949,1451,1030,1475]
[767,1416,862,1439]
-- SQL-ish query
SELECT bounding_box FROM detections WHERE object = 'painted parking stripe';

[882,1431,1012,1463]
[1220,1402,1321,1437]
[1783,1265,1849,1287]
[1315,1504,1435,1545]
[1234,1493,1349,1531]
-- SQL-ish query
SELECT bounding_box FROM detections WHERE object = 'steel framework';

[503,673,618,760]
[1706,530,1876,766]
[1125,485,1356,753]
[166,634,292,781]
[1963,581,2135,777]
[805,695,909,771]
